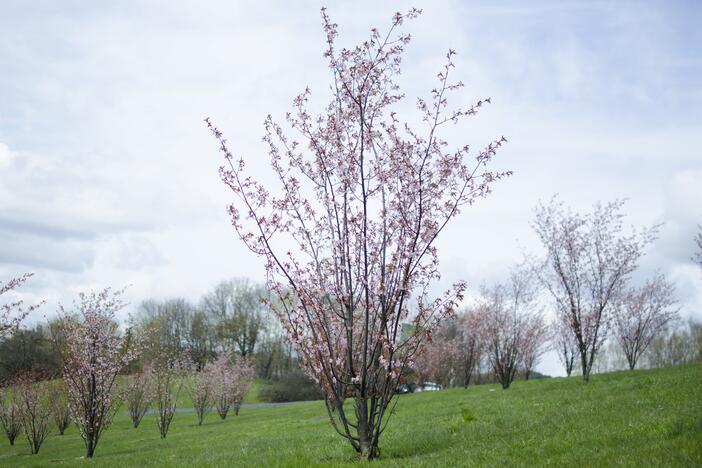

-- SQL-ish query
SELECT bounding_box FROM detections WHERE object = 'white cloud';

[0,1,700,377]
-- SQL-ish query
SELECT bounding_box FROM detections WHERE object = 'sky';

[1,0,701,376]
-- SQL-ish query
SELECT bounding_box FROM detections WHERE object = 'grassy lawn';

[1,364,700,467]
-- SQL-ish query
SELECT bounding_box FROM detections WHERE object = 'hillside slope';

[1,364,701,467]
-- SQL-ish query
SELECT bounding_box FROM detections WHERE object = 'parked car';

[415,382,442,392]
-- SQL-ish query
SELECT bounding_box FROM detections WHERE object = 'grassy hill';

[1,364,700,467]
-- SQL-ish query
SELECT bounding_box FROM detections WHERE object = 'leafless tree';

[201,279,267,356]
[48,380,71,435]
[150,353,191,439]
[123,368,153,428]
[613,274,679,370]
[0,385,21,446]
[16,376,51,454]
[532,199,657,381]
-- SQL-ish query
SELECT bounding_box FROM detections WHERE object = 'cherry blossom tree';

[613,273,679,370]
[48,380,71,435]
[16,376,51,454]
[455,309,484,387]
[1,273,43,337]
[480,270,539,389]
[230,357,254,417]
[151,352,191,438]
[532,199,657,381]
[415,327,455,387]
[59,288,139,458]
[189,369,213,425]
[551,317,577,377]
[123,367,154,428]
[0,386,21,446]
[207,7,507,459]
[519,311,548,380]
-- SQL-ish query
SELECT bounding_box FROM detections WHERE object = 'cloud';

[0,0,700,377]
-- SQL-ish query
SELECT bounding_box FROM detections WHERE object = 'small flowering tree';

[123,367,154,428]
[532,199,657,381]
[189,369,213,426]
[207,7,507,459]
[480,270,540,389]
[455,309,484,387]
[0,386,21,446]
[60,288,139,458]
[208,355,233,419]
[613,273,679,370]
[415,324,456,387]
[16,376,51,454]
[151,353,191,438]
[48,380,71,435]
[1,273,43,337]
[518,311,548,380]
[230,358,254,416]
[551,317,577,377]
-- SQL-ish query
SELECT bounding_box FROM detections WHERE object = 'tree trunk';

[355,398,379,460]
[86,435,95,458]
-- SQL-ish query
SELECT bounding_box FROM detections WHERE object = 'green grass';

[1,364,701,467]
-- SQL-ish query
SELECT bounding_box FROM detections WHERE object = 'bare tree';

[207,7,507,459]
[189,369,212,426]
[123,368,153,428]
[151,353,191,439]
[16,376,51,454]
[48,380,71,435]
[613,273,679,370]
[201,279,267,357]
[0,386,21,446]
[532,199,657,381]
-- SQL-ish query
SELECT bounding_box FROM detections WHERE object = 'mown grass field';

[1,364,700,467]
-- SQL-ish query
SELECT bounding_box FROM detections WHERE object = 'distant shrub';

[259,371,324,403]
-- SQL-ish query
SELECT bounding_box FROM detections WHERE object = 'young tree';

[48,380,71,435]
[207,8,507,459]
[123,368,153,428]
[151,353,191,438]
[519,311,548,380]
[532,199,657,381]
[16,376,51,454]
[415,328,455,387]
[230,357,255,417]
[480,270,538,389]
[189,369,212,425]
[1,273,43,337]
[60,288,139,458]
[551,317,577,377]
[613,274,679,370]
[0,386,21,446]
[455,310,483,387]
